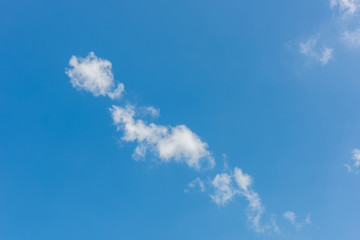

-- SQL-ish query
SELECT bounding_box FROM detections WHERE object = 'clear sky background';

[1,0,360,239]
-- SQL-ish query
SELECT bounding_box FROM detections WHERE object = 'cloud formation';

[283,211,312,230]
[211,173,235,205]
[66,52,305,235]
[299,37,334,65]
[144,106,160,118]
[283,211,296,225]
[66,53,213,170]
[210,167,266,233]
[110,105,215,170]
[342,29,360,48]
[66,52,124,99]
[345,148,360,173]
[330,0,360,17]
[185,177,206,193]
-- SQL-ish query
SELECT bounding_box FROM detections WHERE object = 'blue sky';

[1,0,360,239]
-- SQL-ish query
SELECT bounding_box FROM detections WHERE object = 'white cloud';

[185,177,206,193]
[342,29,360,48]
[283,211,312,229]
[210,167,267,233]
[345,148,360,173]
[222,153,230,170]
[299,37,334,65]
[234,167,252,191]
[66,52,124,99]
[299,37,318,56]
[330,0,360,17]
[283,211,296,225]
[234,169,264,233]
[210,173,235,205]
[66,52,279,234]
[350,148,360,167]
[329,1,360,50]
[319,48,334,65]
[110,105,215,170]
[243,190,265,233]
[144,106,160,118]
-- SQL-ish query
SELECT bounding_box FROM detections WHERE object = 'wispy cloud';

[329,0,360,53]
[305,214,312,224]
[185,177,206,193]
[330,0,360,17]
[342,29,360,48]
[271,215,281,233]
[319,48,334,65]
[283,211,312,230]
[293,1,360,66]
[211,167,267,233]
[299,37,334,65]
[144,106,160,118]
[283,211,297,225]
[233,168,267,233]
[66,52,124,99]
[110,105,215,170]
[345,148,360,173]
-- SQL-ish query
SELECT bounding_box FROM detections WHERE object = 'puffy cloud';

[234,167,252,191]
[66,52,124,99]
[185,177,206,193]
[342,29,360,48]
[210,167,266,233]
[66,52,306,235]
[66,53,214,169]
[299,37,334,65]
[330,0,360,17]
[110,105,215,170]
[210,173,235,205]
